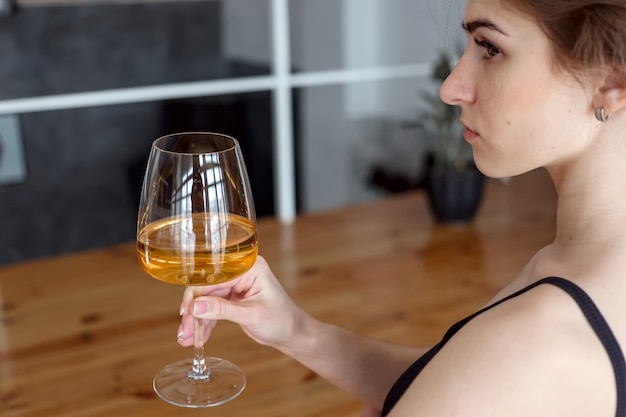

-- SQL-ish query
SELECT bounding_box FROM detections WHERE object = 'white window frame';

[0,0,429,222]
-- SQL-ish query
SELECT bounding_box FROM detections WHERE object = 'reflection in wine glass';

[137,132,257,407]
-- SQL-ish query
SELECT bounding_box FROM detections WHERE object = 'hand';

[177,256,306,351]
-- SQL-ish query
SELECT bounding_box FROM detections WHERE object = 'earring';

[595,107,611,122]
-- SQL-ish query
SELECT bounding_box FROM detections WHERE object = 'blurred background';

[0,0,464,265]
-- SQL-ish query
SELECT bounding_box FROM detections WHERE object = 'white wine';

[137,213,257,285]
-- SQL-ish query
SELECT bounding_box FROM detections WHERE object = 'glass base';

[153,357,246,408]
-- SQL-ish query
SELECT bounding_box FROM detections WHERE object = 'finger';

[180,279,243,315]
[192,295,249,324]
[177,314,217,346]
[181,287,195,316]
[177,312,195,346]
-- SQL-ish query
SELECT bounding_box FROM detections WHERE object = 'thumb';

[192,295,246,324]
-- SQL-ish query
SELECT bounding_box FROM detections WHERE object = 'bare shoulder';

[388,282,616,417]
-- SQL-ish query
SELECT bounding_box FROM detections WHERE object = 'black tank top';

[382,277,626,416]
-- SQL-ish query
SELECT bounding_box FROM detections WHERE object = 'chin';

[473,159,527,179]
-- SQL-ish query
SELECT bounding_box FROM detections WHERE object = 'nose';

[439,55,475,106]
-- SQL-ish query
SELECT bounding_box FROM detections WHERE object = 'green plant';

[419,47,473,172]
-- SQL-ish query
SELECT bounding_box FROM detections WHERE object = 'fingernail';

[180,305,185,316]
[177,329,184,339]
[193,301,208,315]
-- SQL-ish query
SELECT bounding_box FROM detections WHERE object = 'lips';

[463,128,479,142]
[461,121,479,142]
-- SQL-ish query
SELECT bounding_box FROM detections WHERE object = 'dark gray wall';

[0,1,273,265]
[0,1,229,99]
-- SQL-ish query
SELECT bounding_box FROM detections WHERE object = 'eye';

[475,39,501,59]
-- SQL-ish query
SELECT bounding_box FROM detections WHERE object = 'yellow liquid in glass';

[137,213,257,285]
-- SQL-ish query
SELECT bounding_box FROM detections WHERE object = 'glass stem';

[189,317,211,380]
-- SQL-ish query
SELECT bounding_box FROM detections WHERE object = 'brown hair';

[503,0,626,75]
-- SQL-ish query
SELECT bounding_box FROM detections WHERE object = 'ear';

[596,66,626,116]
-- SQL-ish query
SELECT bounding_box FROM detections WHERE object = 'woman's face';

[440,0,596,178]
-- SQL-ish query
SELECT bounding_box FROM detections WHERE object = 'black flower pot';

[427,167,485,223]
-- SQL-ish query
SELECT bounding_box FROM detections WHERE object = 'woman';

[178,0,626,415]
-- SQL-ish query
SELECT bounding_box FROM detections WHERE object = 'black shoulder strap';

[383,277,626,417]
[540,277,626,417]
[383,279,555,416]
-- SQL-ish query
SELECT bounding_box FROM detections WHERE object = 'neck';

[548,146,626,250]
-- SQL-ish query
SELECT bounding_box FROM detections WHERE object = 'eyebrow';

[461,19,509,36]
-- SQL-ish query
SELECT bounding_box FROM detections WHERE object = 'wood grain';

[0,169,556,417]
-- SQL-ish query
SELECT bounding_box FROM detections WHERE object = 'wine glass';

[136,132,258,407]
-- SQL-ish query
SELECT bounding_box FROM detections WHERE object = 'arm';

[178,256,427,410]
[277,312,427,409]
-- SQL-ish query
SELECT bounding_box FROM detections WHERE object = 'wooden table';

[0,169,556,417]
